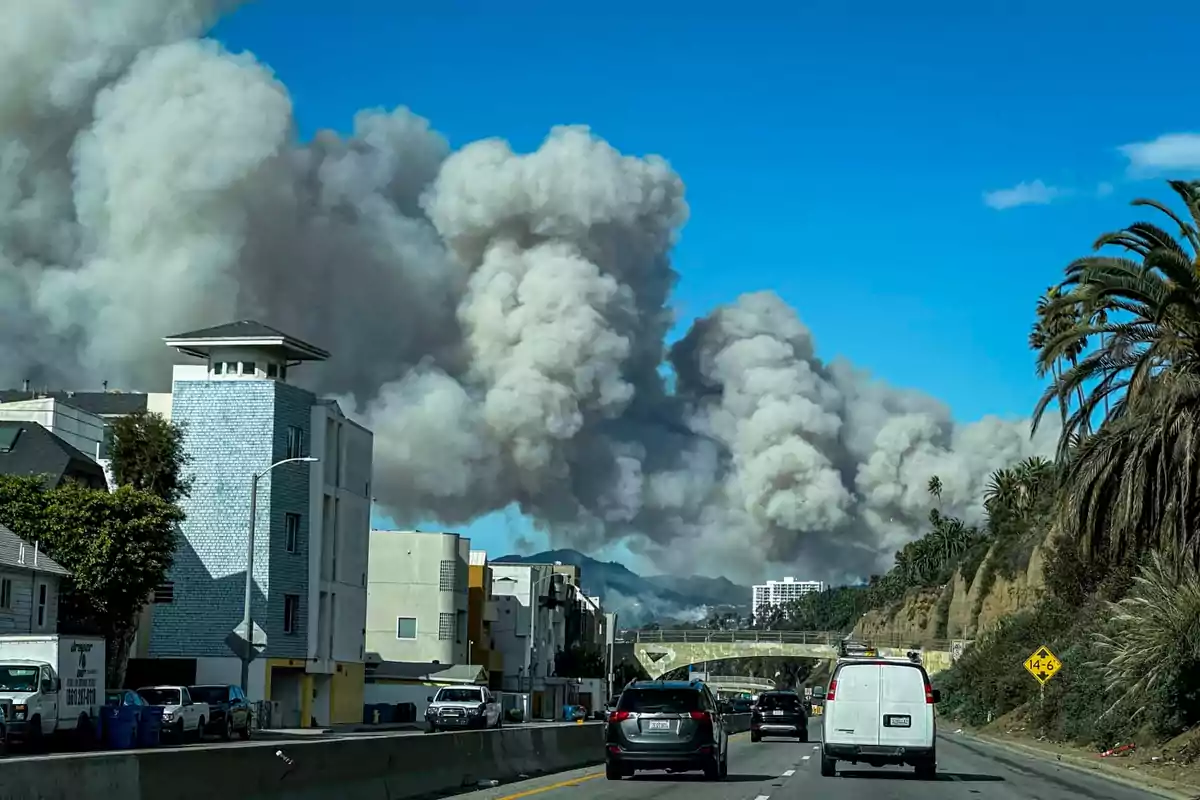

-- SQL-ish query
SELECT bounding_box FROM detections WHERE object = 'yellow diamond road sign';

[1023,645,1062,685]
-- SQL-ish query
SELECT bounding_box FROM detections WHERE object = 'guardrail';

[616,629,957,650]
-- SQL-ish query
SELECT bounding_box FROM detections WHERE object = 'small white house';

[0,524,69,634]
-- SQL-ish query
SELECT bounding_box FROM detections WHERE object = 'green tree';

[109,411,192,504]
[1032,179,1200,570]
[0,475,182,685]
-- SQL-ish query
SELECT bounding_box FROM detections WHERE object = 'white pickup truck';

[138,685,209,742]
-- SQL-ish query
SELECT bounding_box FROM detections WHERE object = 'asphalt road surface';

[457,719,1176,800]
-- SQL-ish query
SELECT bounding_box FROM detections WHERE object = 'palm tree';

[1031,287,1089,425]
[1092,551,1200,720]
[1031,179,1200,570]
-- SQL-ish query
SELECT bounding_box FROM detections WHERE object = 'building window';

[153,582,174,604]
[284,513,301,553]
[439,560,455,591]
[283,594,300,634]
[286,426,305,459]
[396,617,417,640]
[36,583,47,629]
[438,613,455,641]
[241,361,257,375]
[267,363,279,378]
[0,579,10,610]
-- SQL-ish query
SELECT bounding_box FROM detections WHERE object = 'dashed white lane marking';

[801,755,811,761]
[812,745,820,750]
[782,769,795,776]
[754,795,770,800]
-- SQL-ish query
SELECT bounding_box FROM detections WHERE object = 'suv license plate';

[647,720,671,731]
[884,715,911,727]
[771,710,784,716]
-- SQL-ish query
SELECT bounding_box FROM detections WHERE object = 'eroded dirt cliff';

[854,536,1050,642]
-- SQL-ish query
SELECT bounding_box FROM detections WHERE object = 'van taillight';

[826,680,837,701]
[924,681,934,704]
[610,710,631,722]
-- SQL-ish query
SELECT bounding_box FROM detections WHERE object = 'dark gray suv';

[604,680,729,781]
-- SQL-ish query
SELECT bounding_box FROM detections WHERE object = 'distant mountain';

[492,549,751,627]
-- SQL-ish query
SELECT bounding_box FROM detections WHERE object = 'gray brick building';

[147,322,373,728]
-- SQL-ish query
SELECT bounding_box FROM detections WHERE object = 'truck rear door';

[877,663,932,748]
[826,663,880,746]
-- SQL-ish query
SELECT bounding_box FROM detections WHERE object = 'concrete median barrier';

[0,723,606,800]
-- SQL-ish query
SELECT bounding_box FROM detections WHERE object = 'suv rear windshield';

[618,688,701,713]
[188,686,230,704]
[756,693,802,711]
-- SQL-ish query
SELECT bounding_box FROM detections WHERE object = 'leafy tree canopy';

[0,475,181,679]
[109,410,192,505]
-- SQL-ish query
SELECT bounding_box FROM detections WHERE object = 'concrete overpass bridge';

[703,675,778,694]
[616,630,964,680]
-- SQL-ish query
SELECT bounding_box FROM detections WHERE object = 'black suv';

[751,690,808,742]
[604,680,729,781]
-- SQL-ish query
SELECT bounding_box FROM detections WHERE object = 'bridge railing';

[616,629,957,650]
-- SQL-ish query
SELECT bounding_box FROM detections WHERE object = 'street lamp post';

[240,456,319,694]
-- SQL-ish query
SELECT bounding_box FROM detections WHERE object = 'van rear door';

[877,663,931,748]
[826,663,880,746]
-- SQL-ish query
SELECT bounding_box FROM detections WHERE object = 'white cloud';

[982,179,1065,210]
[1119,132,1200,174]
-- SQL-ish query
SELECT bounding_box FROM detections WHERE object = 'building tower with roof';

[146,321,373,728]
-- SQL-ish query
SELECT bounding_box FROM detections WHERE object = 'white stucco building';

[365,530,470,665]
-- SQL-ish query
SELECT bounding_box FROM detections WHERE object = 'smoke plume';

[0,0,1057,584]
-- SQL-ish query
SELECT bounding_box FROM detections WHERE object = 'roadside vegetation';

[769,180,1200,752]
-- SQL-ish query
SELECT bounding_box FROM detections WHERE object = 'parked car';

[819,656,941,779]
[750,690,808,742]
[604,679,729,781]
[424,685,502,732]
[189,684,252,740]
[138,686,209,742]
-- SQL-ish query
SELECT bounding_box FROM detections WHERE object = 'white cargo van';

[819,656,940,779]
[0,635,105,747]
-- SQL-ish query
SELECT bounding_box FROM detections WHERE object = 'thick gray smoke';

[0,0,1057,584]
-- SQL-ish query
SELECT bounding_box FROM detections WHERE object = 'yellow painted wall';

[263,658,310,728]
[330,662,365,724]
[468,563,496,669]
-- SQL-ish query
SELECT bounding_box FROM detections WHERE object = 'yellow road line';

[494,772,603,800]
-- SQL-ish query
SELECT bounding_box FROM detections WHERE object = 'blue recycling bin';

[101,706,138,750]
[137,707,163,747]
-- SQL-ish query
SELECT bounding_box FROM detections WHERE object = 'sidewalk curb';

[941,729,1199,800]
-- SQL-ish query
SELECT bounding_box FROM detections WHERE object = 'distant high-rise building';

[752,577,824,619]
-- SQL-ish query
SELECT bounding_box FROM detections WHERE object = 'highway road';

[456,719,1177,800]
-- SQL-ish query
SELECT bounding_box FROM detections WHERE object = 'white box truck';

[0,635,105,747]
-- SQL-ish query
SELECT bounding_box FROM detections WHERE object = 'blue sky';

[211,0,1200,569]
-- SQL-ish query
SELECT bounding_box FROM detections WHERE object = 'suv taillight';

[826,680,837,701]
[690,710,712,724]
[609,710,631,722]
